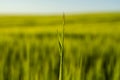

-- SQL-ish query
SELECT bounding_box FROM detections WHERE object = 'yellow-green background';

[0,12,120,80]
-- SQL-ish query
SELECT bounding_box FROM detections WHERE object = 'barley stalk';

[58,13,65,80]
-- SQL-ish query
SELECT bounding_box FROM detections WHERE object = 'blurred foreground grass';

[0,12,120,80]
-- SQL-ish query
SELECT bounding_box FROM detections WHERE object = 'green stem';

[59,13,65,80]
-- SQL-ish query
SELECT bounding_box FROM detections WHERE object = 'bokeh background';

[0,0,120,80]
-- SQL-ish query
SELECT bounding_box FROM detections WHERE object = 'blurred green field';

[0,12,120,80]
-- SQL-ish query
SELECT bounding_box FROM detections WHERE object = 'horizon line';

[0,11,120,16]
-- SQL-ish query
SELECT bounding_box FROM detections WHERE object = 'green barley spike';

[58,13,65,80]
